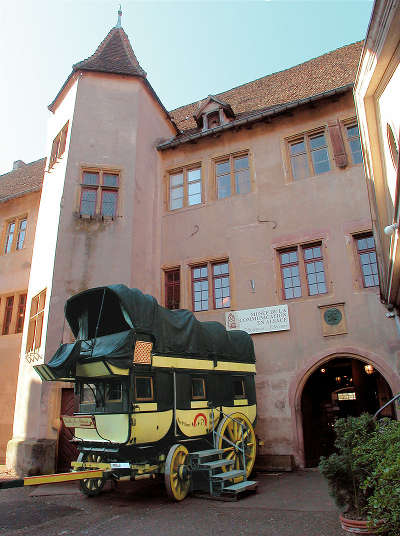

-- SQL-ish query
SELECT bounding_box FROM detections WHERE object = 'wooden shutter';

[328,120,347,168]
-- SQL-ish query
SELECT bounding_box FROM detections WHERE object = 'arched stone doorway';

[301,356,394,466]
[289,347,400,468]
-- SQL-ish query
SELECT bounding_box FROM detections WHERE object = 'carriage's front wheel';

[79,453,106,497]
[164,444,191,501]
[216,412,256,479]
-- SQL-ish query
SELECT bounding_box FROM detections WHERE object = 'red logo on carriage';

[193,413,207,427]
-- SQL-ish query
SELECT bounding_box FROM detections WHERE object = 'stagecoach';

[22,285,258,500]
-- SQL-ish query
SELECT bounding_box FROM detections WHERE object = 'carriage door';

[57,388,79,472]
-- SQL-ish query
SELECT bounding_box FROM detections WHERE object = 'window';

[279,243,327,299]
[191,261,231,311]
[80,384,96,405]
[192,378,206,400]
[233,377,246,399]
[289,130,331,180]
[215,154,250,199]
[165,269,180,310]
[80,169,119,218]
[207,111,220,129]
[345,124,363,165]
[135,376,154,401]
[2,296,14,335]
[387,124,399,169]
[49,121,69,169]
[26,289,46,352]
[355,233,379,288]
[106,382,122,402]
[169,166,202,210]
[2,216,27,254]
[15,294,27,333]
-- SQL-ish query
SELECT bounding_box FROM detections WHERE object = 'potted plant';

[355,418,400,536]
[319,413,400,535]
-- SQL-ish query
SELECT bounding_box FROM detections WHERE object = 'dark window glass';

[165,269,180,310]
[135,377,154,401]
[2,296,14,335]
[106,383,122,401]
[192,378,206,400]
[233,377,245,399]
[15,294,27,333]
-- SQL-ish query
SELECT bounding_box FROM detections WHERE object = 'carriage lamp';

[364,364,374,375]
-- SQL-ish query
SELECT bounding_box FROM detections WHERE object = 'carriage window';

[80,384,96,404]
[233,377,246,399]
[192,378,206,400]
[135,376,154,401]
[106,382,122,402]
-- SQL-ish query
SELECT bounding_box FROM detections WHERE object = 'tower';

[7,10,176,474]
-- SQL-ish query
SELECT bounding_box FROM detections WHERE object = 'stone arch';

[288,346,400,468]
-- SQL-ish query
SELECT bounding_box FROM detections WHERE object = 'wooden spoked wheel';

[216,412,256,479]
[164,444,191,501]
[79,453,106,497]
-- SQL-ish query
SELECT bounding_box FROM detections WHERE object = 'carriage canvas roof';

[65,285,255,364]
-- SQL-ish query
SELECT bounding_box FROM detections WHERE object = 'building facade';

[354,0,400,310]
[2,13,400,474]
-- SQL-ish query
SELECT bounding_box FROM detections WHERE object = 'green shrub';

[355,418,400,535]
[319,413,375,519]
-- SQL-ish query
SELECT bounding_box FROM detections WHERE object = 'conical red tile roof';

[73,26,146,78]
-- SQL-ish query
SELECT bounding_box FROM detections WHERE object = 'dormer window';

[194,95,235,132]
[207,111,221,129]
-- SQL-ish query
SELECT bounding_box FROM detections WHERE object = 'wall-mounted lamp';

[364,364,374,375]
[249,280,256,292]
[320,368,326,373]
[384,223,399,236]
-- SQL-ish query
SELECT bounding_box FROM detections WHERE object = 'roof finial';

[116,5,122,28]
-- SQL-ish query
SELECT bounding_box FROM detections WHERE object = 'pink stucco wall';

[158,92,400,466]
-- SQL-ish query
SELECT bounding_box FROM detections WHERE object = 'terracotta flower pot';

[339,514,380,535]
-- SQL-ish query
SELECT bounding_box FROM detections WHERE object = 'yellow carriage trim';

[221,404,257,425]
[128,409,173,445]
[176,408,218,437]
[152,355,256,373]
[75,414,130,443]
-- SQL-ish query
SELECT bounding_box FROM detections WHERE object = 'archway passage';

[301,357,394,467]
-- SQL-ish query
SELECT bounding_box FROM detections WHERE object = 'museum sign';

[225,305,290,335]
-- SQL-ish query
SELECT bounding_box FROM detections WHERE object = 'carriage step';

[212,470,246,481]
[223,480,258,493]
[199,459,235,470]
[190,449,225,459]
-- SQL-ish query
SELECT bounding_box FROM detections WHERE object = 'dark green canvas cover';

[64,285,255,364]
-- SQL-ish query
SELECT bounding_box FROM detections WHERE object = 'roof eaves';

[157,84,353,151]
[0,185,42,204]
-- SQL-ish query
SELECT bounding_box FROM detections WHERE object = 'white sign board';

[225,305,290,335]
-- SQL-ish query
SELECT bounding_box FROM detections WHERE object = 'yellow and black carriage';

[32,285,257,500]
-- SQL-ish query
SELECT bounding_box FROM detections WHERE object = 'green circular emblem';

[324,308,342,326]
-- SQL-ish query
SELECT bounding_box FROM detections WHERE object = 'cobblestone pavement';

[0,470,346,536]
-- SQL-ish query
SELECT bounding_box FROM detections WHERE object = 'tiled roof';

[0,158,46,203]
[170,41,363,133]
[73,26,146,78]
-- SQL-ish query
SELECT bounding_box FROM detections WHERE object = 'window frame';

[342,120,363,166]
[164,268,181,310]
[168,164,202,211]
[2,296,14,335]
[26,289,46,353]
[49,121,69,170]
[79,168,120,219]
[214,152,251,200]
[15,293,27,334]
[2,215,28,255]
[354,232,379,288]
[134,376,154,402]
[287,128,332,180]
[191,260,231,312]
[191,377,206,400]
[278,242,328,300]
[233,376,246,400]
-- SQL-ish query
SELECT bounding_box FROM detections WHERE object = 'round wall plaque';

[324,308,342,326]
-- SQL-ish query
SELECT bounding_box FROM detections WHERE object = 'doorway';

[301,357,394,467]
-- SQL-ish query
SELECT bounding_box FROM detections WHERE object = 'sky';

[0,0,374,175]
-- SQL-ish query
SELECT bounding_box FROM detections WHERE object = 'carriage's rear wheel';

[79,453,106,497]
[216,412,256,480]
[164,444,191,501]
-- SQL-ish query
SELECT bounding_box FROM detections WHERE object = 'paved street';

[0,470,345,536]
